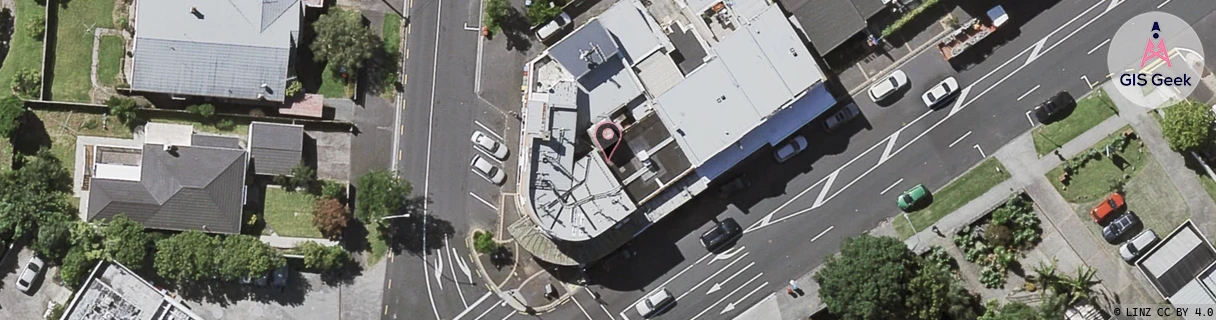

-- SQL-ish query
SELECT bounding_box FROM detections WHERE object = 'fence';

[23,99,357,131]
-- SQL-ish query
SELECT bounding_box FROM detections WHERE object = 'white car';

[16,256,45,293]
[774,135,808,163]
[536,12,572,42]
[1120,230,1160,263]
[471,155,506,185]
[921,76,959,108]
[471,131,508,160]
[868,70,909,102]
[634,288,675,318]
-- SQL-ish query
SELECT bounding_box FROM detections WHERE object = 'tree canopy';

[0,95,25,139]
[311,10,379,74]
[355,170,412,226]
[102,214,151,270]
[154,230,222,283]
[1161,99,1215,151]
[217,235,285,280]
[313,197,350,240]
[299,241,349,272]
[0,148,74,240]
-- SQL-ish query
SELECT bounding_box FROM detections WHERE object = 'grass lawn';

[50,0,117,102]
[0,0,47,99]
[382,14,402,55]
[367,228,388,266]
[317,68,352,98]
[23,110,133,175]
[263,187,322,238]
[1032,89,1118,155]
[1047,126,1146,203]
[1201,174,1216,205]
[97,35,124,87]
[894,158,1011,239]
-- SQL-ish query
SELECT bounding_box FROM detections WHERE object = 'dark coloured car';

[1033,91,1076,123]
[700,218,743,253]
[1103,211,1141,243]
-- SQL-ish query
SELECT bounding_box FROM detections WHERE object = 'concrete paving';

[186,260,386,320]
[0,245,74,320]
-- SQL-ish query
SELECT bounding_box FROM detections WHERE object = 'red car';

[1090,193,1126,224]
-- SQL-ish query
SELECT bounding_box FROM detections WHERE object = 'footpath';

[741,81,1216,319]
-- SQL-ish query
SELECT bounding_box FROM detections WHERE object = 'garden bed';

[1047,126,1145,203]
[951,194,1041,289]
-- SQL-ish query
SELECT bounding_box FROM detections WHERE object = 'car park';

[471,155,507,185]
[16,256,45,293]
[634,288,675,318]
[867,70,909,102]
[700,218,742,253]
[921,77,959,108]
[1090,193,1125,224]
[536,12,573,42]
[1032,91,1076,123]
[823,103,861,132]
[471,131,509,160]
[1119,230,1159,263]
[774,136,808,163]
[897,184,931,211]
[1103,211,1141,243]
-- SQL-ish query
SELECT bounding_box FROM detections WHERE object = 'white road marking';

[472,301,498,320]
[973,144,987,158]
[455,248,474,284]
[571,296,595,320]
[946,85,972,117]
[710,246,744,263]
[475,120,505,141]
[879,178,904,195]
[599,304,617,320]
[690,273,764,320]
[464,23,480,31]
[811,226,835,242]
[473,0,485,93]
[500,310,514,320]
[878,130,900,164]
[470,192,498,210]
[420,0,445,318]
[586,288,617,320]
[447,238,468,307]
[1025,38,1048,66]
[1016,85,1041,101]
[1081,75,1094,88]
[1157,0,1171,9]
[680,252,749,300]
[949,131,972,148]
[1106,0,1123,13]
[621,253,714,315]
[453,292,494,320]
[811,170,839,209]
[1087,38,1111,55]
[434,255,444,290]
[1025,110,1037,127]
[706,261,755,295]
[720,281,769,315]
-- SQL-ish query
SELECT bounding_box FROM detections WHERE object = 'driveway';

[185,259,386,320]
[0,245,73,319]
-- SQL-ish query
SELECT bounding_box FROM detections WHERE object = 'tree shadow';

[499,8,533,52]
[12,111,51,156]
[489,246,514,270]
[318,256,364,286]
[362,37,399,97]
[173,271,312,308]
[385,196,455,257]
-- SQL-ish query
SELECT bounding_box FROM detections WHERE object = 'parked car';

[718,174,750,199]
[774,136,808,163]
[1119,230,1160,263]
[634,288,675,318]
[921,77,959,108]
[1090,193,1126,224]
[868,70,909,102]
[471,155,507,185]
[700,218,743,253]
[897,184,931,212]
[823,103,861,132]
[536,12,573,42]
[1103,211,1141,243]
[471,131,509,160]
[1032,91,1076,123]
[16,256,45,293]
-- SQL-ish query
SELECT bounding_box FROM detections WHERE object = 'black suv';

[1032,91,1076,123]
[700,218,743,253]
[1103,211,1141,243]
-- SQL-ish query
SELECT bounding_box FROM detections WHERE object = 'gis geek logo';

[1107,12,1204,109]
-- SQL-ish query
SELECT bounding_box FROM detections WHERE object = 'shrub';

[214,118,236,131]
[984,224,1013,247]
[299,241,349,272]
[273,174,292,189]
[286,80,303,98]
[474,231,498,254]
[81,119,99,130]
[186,103,216,119]
[312,197,350,240]
[12,68,41,98]
[27,16,44,39]
[321,180,346,200]
[880,0,941,38]
[105,96,141,128]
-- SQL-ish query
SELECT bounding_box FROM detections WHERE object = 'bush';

[214,118,236,131]
[81,119,99,130]
[881,0,941,38]
[312,197,351,240]
[286,80,303,98]
[12,68,41,98]
[59,246,98,288]
[290,164,316,191]
[27,16,44,39]
[527,0,563,26]
[273,174,292,189]
[186,103,216,119]
[984,224,1013,247]
[300,242,350,272]
[321,180,346,200]
[474,231,498,254]
[105,96,141,128]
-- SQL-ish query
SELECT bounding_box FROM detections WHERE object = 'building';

[75,123,249,234]
[129,0,301,103]
[60,261,204,320]
[510,0,837,265]
[779,0,892,56]
[248,122,305,176]
[1137,220,1216,319]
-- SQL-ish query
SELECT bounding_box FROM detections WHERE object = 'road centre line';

[810,226,835,242]
[679,252,749,300]
[1016,85,1041,101]
[475,120,504,141]
[949,131,973,148]
[454,292,494,320]
[880,178,904,195]
[470,192,498,210]
[690,273,764,320]
[621,252,714,314]
[1088,38,1111,55]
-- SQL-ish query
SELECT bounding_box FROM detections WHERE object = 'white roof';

[598,1,668,65]
[144,123,195,146]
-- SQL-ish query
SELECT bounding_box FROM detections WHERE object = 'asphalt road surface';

[535,1,1216,320]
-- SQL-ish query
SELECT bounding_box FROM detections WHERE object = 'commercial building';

[60,261,204,320]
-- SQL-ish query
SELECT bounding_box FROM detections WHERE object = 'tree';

[311,10,378,74]
[186,103,216,120]
[34,214,72,262]
[0,148,74,240]
[216,235,285,281]
[474,231,499,254]
[814,234,919,320]
[69,220,104,260]
[154,231,221,283]
[299,241,349,272]
[0,95,26,139]
[906,263,979,320]
[59,246,99,288]
[312,197,350,240]
[482,0,509,34]
[105,96,141,128]
[12,68,40,98]
[526,0,562,26]
[101,214,151,270]
[290,163,315,191]
[355,170,412,226]
[1161,99,1215,151]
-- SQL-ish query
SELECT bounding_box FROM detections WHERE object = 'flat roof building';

[1137,220,1216,319]
[60,261,204,320]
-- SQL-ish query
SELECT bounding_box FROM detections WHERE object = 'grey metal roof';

[549,20,620,79]
[88,144,247,234]
[1139,221,1216,299]
[666,23,707,74]
[131,0,300,102]
[579,56,643,120]
[782,0,867,53]
[192,134,241,149]
[597,1,666,65]
[249,122,303,176]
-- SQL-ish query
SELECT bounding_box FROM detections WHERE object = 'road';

[532,0,1216,320]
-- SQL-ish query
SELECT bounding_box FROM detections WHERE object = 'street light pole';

[380,214,411,220]
[902,212,922,250]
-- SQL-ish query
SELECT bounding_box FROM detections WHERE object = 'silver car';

[634,288,675,318]
[16,256,45,293]
[471,155,506,185]
[1120,230,1159,263]
[868,70,909,102]
[921,76,959,108]
[471,131,508,160]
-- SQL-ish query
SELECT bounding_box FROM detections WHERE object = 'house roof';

[192,133,242,149]
[87,144,247,234]
[1138,221,1216,299]
[131,0,300,102]
[249,122,304,176]
[783,0,869,54]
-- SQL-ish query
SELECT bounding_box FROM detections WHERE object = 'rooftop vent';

[163,144,176,152]
[257,93,266,100]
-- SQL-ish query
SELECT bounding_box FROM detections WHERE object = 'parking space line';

[1087,38,1110,55]
[879,178,903,195]
[500,311,514,320]
[571,295,595,320]
[474,120,504,141]
[948,131,972,148]
[470,192,498,210]
[1016,85,1040,101]
[811,226,835,242]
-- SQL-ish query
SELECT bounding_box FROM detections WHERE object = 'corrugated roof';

[782,0,867,53]
[250,122,303,176]
[1139,221,1216,299]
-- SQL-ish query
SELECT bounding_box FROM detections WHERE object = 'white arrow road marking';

[452,292,494,320]
[880,178,904,195]
[1025,38,1047,67]
[681,252,750,300]
[973,144,987,158]
[720,281,769,315]
[707,262,755,295]
[1025,110,1036,127]
[949,131,972,148]
[435,253,445,290]
[1087,39,1110,55]
[811,170,839,209]
[1106,0,1123,13]
[690,273,764,320]
[878,130,900,164]
[710,246,744,264]
[446,238,468,306]
[1016,85,1040,101]
[454,247,473,284]
[811,226,835,242]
